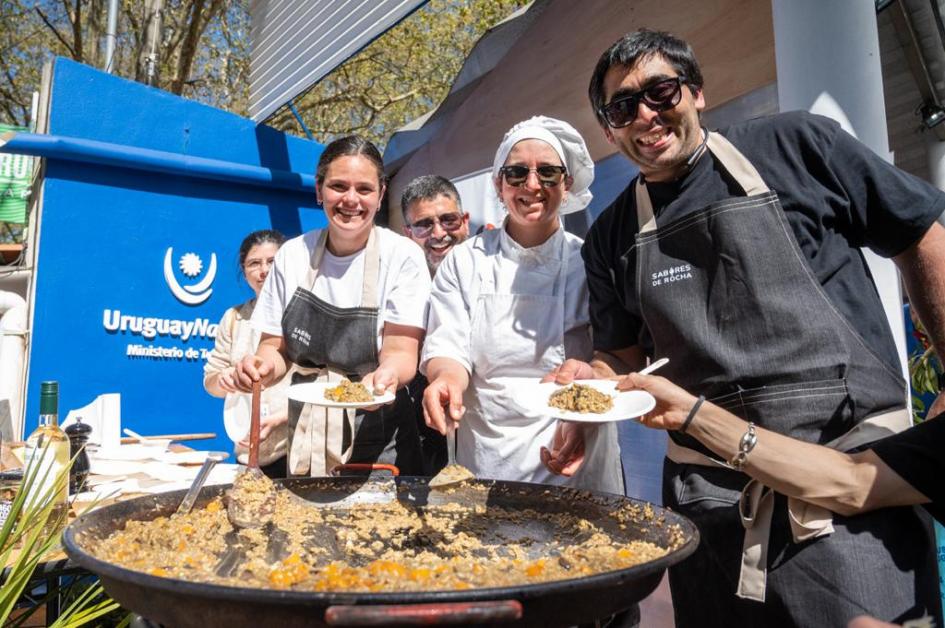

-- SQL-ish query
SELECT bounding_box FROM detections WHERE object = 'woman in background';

[204,229,289,478]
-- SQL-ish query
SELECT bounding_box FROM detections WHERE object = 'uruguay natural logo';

[163,248,217,305]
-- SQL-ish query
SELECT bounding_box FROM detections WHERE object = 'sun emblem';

[179,252,203,278]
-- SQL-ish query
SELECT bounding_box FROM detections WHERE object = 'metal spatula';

[428,420,474,489]
[226,380,276,529]
[217,381,280,577]
[176,454,224,515]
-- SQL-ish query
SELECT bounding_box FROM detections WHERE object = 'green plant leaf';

[0,444,123,626]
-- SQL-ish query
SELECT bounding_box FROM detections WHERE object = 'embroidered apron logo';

[290,327,311,346]
[163,247,217,305]
[651,264,692,287]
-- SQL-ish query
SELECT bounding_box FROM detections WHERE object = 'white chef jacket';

[422,225,623,494]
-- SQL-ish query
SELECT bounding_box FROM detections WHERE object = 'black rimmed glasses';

[405,212,465,238]
[499,165,568,188]
[599,76,687,128]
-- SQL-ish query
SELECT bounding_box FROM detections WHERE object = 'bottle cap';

[39,381,58,415]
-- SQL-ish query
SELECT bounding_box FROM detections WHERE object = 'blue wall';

[26,58,325,454]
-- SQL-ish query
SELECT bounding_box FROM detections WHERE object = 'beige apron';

[283,229,380,476]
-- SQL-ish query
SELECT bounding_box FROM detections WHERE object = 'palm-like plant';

[0,446,123,626]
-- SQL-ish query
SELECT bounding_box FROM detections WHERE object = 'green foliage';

[1,0,533,149]
[1,0,528,149]
[267,0,531,149]
[0,446,123,626]
[908,318,942,423]
[0,0,251,127]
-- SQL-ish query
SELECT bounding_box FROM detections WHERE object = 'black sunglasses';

[499,165,568,188]
[599,76,687,128]
[406,212,465,238]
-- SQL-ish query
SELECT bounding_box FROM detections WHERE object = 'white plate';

[287,381,396,408]
[92,442,169,462]
[223,392,251,442]
[512,379,656,423]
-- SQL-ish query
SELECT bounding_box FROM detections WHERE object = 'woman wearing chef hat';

[421,116,622,493]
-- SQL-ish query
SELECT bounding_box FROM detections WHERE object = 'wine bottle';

[23,381,70,533]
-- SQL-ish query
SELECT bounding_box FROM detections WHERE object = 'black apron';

[281,227,421,477]
[626,132,939,627]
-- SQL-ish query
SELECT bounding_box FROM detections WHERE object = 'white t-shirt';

[252,227,431,351]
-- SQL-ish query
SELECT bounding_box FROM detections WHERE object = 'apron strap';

[634,131,771,234]
[666,406,910,602]
[288,365,356,476]
[704,132,770,196]
[305,227,381,310]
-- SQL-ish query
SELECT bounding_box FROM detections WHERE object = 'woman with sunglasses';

[235,135,429,477]
[421,116,622,493]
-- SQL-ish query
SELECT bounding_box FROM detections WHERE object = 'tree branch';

[34,7,78,58]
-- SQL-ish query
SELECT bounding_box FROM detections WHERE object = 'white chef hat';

[491,115,594,215]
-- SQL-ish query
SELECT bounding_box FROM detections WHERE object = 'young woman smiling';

[235,136,429,477]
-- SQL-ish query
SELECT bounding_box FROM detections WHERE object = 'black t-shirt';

[583,111,945,373]
[871,415,945,524]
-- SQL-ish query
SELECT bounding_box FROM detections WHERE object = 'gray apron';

[628,132,939,627]
[281,227,421,477]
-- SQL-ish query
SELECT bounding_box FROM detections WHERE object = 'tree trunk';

[170,0,223,95]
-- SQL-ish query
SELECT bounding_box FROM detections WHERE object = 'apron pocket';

[711,378,852,444]
[668,461,745,509]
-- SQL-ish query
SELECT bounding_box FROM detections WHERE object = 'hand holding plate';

[542,358,596,384]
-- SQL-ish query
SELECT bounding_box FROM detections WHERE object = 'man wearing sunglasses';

[544,29,945,628]
[401,175,470,275]
[400,175,470,475]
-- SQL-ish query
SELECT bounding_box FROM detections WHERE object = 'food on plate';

[548,384,614,414]
[89,485,679,592]
[324,379,373,403]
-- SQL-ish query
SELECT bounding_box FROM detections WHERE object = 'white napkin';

[62,393,121,449]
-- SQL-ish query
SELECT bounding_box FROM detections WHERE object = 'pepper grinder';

[64,417,91,494]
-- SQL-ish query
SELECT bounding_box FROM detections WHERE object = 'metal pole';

[144,0,164,86]
[288,103,315,140]
[104,0,119,73]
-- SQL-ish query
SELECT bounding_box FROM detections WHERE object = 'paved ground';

[639,573,675,628]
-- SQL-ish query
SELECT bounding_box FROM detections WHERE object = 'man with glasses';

[401,175,470,275]
[544,29,945,628]
[400,175,470,474]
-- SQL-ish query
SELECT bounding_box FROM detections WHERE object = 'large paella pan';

[63,475,698,627]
